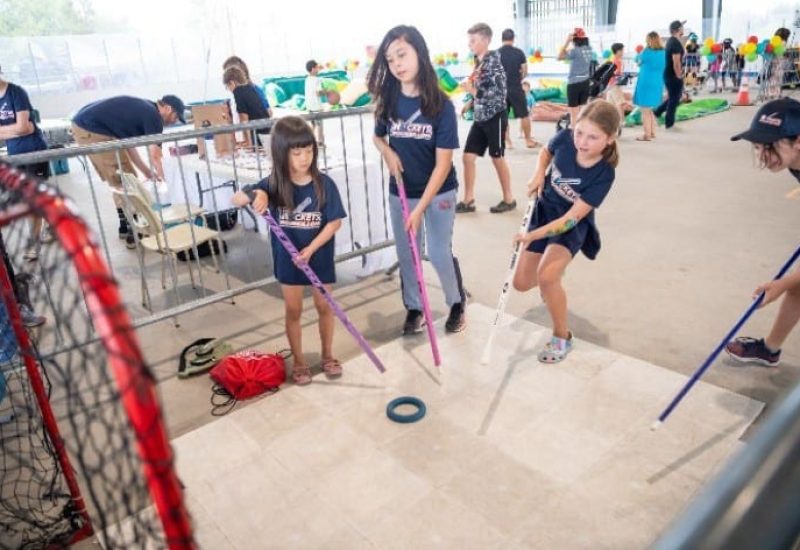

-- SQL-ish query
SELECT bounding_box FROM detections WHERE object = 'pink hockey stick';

[395,174,441,367]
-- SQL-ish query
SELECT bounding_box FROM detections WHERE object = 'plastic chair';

[118,171,206,227]
[113,189,223,310]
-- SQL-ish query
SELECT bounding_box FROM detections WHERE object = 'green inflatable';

[625,98,729,127]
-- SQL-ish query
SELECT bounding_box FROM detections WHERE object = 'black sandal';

[455,200,476,213]
[489,200,517,214]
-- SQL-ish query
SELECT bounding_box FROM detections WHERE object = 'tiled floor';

[171,303,762,549]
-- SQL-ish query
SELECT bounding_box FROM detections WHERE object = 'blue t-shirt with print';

[0,83,48,155]
[529,129,615,258]
[540,129,614,212]
[72,96,163,139]
[374,93,459,199]
[247,174,347,286]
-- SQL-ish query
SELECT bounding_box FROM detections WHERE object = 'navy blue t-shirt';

[247,174,347,286]
[253,84,271,110]
[529,129,615,258]
[72,96,163,139]
[0,83,48,155]
[374,93,459,199]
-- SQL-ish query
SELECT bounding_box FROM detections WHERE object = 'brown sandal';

[292,364,312,385]
[321,358,343,379]
[635,136,652,142]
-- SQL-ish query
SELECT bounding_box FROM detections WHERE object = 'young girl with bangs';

[233,116,347,385]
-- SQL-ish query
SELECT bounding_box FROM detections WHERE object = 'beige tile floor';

[171,303,763,549]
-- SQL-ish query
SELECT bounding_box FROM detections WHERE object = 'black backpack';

[589,61,616,97]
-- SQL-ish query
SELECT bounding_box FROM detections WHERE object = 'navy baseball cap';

[731,98,800,143]
[669,20,685,32]
[161,95,186,124]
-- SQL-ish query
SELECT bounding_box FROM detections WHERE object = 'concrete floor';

[172,304,761,549]
[140,90,800,438]
[32,88,800,547]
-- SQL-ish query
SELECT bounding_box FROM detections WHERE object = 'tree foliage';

[0,0,96,36]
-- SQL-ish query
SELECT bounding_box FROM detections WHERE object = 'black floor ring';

[386,396,426,423]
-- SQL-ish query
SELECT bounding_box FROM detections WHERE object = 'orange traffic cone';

[733,76,752,106]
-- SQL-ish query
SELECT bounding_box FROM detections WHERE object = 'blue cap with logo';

[731,97,800,143]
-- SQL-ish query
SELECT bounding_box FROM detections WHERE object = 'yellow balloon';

[771,35,783,47]
[704,37,715,47]
[744,42,756,54]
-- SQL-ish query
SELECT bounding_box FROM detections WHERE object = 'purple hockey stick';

[396,174,441,367]
[261,208,386,373]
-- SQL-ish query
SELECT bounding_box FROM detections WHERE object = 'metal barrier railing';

[654,379,800,550]
[1,108,395,325]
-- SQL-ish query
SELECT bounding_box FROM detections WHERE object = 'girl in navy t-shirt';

[513,100,620,363]
[233,116,346,385]
[367,25,467,335]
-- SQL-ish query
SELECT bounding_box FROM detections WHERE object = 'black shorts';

[464,111,507,158]
[507,87,529,118]
[16,161,51,180]
[566,80,591,107]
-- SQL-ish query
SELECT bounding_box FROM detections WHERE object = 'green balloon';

[746,52,758,62]
[774,44,786,56]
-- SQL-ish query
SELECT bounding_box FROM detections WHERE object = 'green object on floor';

[625,98,730,127]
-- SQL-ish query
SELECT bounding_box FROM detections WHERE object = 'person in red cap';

[558,28,594,127]
[725,97,800,367]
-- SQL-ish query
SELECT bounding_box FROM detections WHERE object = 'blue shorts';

[525,199,600,259]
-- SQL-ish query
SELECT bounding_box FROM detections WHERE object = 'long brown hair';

[367,25,446,124]
[646,31,663,50]
[269,116,324,209]
[576,100,620,168]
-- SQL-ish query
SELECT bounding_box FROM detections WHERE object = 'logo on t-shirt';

[0,101,16,123]
[389,110,433,141]
[278,207,321,229]
[550,165,581,203]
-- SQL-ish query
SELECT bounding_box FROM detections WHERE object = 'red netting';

[0,163,193,549]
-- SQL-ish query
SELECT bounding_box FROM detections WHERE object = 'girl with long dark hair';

[368,24,467,335]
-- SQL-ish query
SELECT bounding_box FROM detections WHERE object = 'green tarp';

[625,98,730,127]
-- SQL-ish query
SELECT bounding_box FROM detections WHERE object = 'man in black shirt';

[223,66,271,147]
[653,20,685,129]
[498,29,538,148]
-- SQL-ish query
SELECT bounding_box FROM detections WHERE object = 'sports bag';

[209,350,289,415]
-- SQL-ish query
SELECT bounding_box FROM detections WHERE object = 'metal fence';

[1,107,396,329]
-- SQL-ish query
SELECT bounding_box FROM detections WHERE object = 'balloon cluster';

[527,47,544,64]
[699,37,721,62]
[434,52,460,66]
[735,34,786,62]
[323,59,362,71]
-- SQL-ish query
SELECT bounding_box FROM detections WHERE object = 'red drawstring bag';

[209,350,289,415]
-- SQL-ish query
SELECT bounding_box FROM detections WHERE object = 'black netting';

[0,165,191,549]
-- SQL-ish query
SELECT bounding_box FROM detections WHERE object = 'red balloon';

[766,43,774,53]
[711,43,722,53]
[635,44,644,53]
[748,35,758,44]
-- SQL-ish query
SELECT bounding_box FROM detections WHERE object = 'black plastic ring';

[386,396,426,423]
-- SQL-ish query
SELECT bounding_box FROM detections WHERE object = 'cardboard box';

[191,101,235,159]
